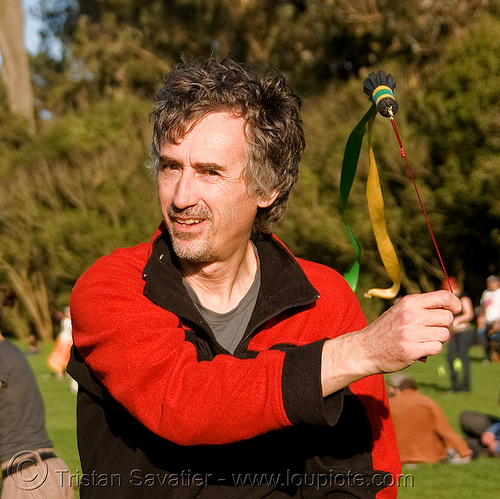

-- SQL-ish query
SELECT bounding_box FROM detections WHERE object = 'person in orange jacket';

[389,375,472,464]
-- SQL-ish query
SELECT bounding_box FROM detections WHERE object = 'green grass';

[18,341,500,498]
[389,344,500,498]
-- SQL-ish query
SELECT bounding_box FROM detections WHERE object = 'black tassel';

[363,71,399,117]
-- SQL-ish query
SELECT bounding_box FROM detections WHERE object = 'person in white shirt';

[479,275,500,362]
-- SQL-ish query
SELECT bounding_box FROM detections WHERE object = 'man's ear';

[257,190,279,209]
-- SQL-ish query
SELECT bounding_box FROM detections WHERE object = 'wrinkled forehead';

[156,106,251,146]
[159,112,252,170]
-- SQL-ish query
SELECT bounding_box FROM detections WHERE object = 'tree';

[0,0,35,132]
[0,97,159,339]
[32,0,494,118]
[414,11,500,298]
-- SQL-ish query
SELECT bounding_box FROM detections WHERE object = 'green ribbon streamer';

[340,105,377,290]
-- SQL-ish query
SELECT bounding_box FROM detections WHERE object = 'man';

[68,57,460,498]
[0,285,72,498]
[388,375,471,464]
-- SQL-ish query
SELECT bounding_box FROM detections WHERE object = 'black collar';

[142,229,319,351]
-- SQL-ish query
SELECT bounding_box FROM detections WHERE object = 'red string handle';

[388,113,453,363]
[388,115,452,292]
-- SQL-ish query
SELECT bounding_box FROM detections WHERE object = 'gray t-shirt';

[0,339,52,462]
[184,268,260,354]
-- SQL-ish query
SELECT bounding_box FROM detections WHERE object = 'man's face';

[158,112,275,264]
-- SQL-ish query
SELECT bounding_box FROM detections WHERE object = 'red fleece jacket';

[70,230,400,498]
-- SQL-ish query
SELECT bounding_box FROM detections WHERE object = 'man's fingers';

[428,309,455,328]
[395,304,455,330]
[417,340,444,357]
[422,325,450,343]
[412,290,461,314]
[410,324,450,362]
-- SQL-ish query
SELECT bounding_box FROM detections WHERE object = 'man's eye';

[162,163,179,172]
[201,167,220,176]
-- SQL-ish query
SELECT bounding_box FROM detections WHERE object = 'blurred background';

[1,0,500,337]
[2,3,500,498]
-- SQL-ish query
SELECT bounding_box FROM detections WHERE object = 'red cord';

[389,116,453,293]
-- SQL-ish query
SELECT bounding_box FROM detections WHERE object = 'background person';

[441,277,475,392]
[460,392,500,458]
[48,307,73,380]
[478,275,500,362]
[0,285,72,498]
[389,375,472,464]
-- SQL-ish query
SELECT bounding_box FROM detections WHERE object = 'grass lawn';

[390,344,500,498]
[15,341,500,497]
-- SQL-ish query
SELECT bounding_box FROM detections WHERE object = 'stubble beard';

[170,230,216,263]
[166,205,216,263]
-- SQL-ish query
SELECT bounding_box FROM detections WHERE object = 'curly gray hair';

[149,57,305,234]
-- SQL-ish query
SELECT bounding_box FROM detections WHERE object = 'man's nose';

[172,170,199,209]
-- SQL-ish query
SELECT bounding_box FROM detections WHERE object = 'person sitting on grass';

[389,375,472,465]
[460,391,500,459]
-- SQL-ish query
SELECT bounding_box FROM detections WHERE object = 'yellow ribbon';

[365,117,401,299]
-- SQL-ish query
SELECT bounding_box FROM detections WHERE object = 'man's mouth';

[175,218,202,225]
[166,206,212,232]
[170,216,209,232]
[175,218,203,226]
